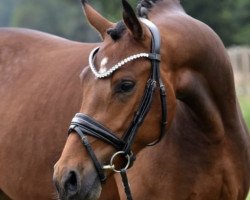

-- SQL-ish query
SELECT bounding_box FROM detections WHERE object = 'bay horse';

[54,0,250,200]
[0,29,120,199]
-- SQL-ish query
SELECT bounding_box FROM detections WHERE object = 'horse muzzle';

[53,165,102,200]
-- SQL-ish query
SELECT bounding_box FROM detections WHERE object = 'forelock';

[107,21,126,41]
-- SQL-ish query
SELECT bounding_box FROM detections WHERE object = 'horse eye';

[115,80,136,94]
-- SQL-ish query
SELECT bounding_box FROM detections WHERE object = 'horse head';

[53,0,175,199]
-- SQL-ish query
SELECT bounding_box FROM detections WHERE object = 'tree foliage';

[182,0,250,46]
[0,0,249,46]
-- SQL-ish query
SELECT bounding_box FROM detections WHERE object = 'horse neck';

[148,2,242,142]
[159,0,181,6]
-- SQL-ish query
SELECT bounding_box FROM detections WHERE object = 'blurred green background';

[0,0,250,45]
[0,0,249,199]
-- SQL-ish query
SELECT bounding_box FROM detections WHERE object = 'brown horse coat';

[115,1,250,199]
[53,0,250,199]
[0,28,119,200]
[1,0,250,199]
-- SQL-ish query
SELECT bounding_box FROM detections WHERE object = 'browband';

[89,49,150,79]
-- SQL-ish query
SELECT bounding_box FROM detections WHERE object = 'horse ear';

[81,0,113,39]
[122,0,144,40]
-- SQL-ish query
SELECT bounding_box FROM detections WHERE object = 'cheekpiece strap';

[71,126,106,182]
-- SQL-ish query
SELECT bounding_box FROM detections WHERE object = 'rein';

[68,18,167,200]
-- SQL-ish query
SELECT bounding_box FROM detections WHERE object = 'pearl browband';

[89,47,152,79]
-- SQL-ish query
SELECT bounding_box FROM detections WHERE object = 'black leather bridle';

[68,18,167,200]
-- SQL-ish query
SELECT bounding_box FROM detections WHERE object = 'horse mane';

[137,0,161,18]
[137,0,180,18]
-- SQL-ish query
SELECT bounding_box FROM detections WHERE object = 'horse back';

[0,28,97,199]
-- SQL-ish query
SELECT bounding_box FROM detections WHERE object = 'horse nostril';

[64,171,79,196]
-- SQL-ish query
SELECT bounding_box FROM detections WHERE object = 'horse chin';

[80,177,102,200]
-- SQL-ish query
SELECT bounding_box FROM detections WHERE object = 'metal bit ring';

[103,151,131,173]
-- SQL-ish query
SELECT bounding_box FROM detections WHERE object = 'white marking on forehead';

[100,57,108,67]
[98,57,108,74]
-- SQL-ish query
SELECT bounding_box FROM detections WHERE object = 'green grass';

[238,96,250,200]
[239,96,250,129]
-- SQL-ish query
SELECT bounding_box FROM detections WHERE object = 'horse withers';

[53,0,250,200]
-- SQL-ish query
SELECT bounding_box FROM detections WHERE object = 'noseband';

[68,18,167,200]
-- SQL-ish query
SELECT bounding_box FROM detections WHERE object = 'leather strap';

[72,126,106,182]
[122,78,157,153]
[122,18,167,152]
[120,169,133,200]
[69,114,125,150]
